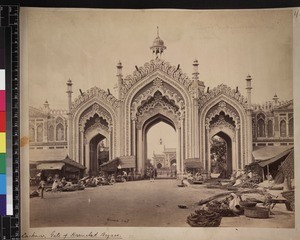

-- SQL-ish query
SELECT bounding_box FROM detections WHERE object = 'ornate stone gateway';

[66,32,253,177]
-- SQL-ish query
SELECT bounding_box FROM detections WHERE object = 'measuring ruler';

[0,5,20,240]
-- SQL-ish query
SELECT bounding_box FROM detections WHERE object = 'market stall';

[184,158,202,174]
[36,155,86,182]
[250,146,293,181]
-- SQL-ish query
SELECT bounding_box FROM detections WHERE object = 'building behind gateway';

[29,32,294,178]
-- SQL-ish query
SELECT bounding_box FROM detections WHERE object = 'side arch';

[199,93,249,174]
[70,97,118,165]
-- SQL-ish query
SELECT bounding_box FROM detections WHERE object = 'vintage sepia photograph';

[20,7,298,240]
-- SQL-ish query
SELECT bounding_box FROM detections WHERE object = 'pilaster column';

[176,123,181,176]
[80,127,84,165]
[137,127,143,174]
[194,100,199,158]
[180,118,184,174]
[85,141,90,174]
[66,79,73,158]
[132,118,137,156]
[235,126,239,170]
[109,125,113,160]
[205,124,211,178]
[245,75,253,165]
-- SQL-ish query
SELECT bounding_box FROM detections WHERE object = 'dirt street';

[30,179,294,228]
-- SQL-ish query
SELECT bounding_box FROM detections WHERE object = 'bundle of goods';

[206,200,237,217]
[282,190,294,211]
[206,181,227,189]
[240,201,257,208]
[61,185,77,191]
[237,181,258,189]
[30,190,40,198]
[244,206,270,219]
[187,209,222,227]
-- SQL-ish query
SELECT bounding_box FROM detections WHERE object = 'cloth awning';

[37,162,64,170]
[184,158,202,169]
[279,149,294,179]
[119,156,136,168]
[100,158,120,171]
[252,146,293,161]
[63,156,86,170]
[36,155,86,171]
[258,148,293,167]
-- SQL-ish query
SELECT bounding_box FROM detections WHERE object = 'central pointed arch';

[121,65,193,175]
[135,112,182,177]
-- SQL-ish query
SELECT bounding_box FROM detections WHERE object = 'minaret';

[66,79,73,114]
[116,61,123,100]
[273,93,279,106]
[150,27,167,58]
[66,79,73,158]
[192,59,202,158]
[245,75,252,109]
[192,59,205,97]
[43,100,50,115]
[245,75,253,165]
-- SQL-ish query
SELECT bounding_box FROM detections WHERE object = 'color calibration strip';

[0,27,6,216]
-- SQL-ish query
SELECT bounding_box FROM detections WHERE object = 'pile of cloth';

[187,209,222,227]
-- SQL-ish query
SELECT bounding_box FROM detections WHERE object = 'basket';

[244,207,270,219]
[187,210,222,227]
[227,186,239,191]
[208,208,237,217]
[240,201,257,208]
[282,191,294,211]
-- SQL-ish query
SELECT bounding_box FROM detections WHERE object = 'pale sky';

[147,122,177,159]
[24,8,293,110]
[23,9,293,157]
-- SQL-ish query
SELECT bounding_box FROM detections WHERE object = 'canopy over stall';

[184,158,202,173]
[249,146,293,181]
[36,155,86,180]
[99,158,120,172]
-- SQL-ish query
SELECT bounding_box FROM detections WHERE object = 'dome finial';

[150,27,166,58]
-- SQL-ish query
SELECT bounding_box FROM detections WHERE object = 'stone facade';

[29,33,293,177]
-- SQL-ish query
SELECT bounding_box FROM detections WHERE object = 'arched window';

[267,120,273,137]
[37,124,43,142]
[252,119,256,138]
[56,123,64,141]
[48,125,54,141]
[280,120,286,137]
[29,125,35,142]
[289,118,293,137]
[257,119,265,137]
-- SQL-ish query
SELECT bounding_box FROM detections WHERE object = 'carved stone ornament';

[71,86,120,112]
[210,115,235,133]
[199,84,247,109]
[120,58,193,96]
[79,104,112,128]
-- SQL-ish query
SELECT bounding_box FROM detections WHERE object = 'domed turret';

[150,27,166,58]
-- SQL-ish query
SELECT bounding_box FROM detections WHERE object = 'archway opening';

[210,131,232,178]
[144,115,177,179]
[89,134,108,176]
[83,113,110,175]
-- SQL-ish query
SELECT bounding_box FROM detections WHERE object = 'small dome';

[152,36,165,47]
[150,27,166,57]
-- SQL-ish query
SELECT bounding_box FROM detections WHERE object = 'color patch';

[0,174,6,194]
[0,132,5,152]
[0,90,5,111]
[0,194,6,215]
[0,111,5,132]
[0,69,4,90]
[0,153,5,174]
